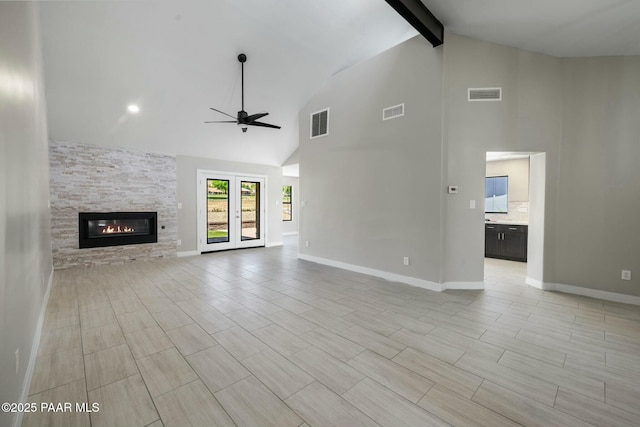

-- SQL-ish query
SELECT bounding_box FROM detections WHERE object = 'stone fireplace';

[49,140,176,268]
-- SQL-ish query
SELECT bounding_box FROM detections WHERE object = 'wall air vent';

[383,103,404,120]
[310,108,329,139]
[468,87,502,101]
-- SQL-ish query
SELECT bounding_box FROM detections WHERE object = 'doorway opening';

[484,152,546,288]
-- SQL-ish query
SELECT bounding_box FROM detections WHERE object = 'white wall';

[176,155,283,252]
[527,153,546,285]
[299,36,445,286]
[485,157,530,223]
[486,158,529,202]
[0,3,53,426]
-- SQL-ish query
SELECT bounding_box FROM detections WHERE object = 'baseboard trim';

[525,276,548,290]
[282,232,299,236]
[550,282,640,306]
[266,241,283,248]
[15,267,54,427]
[298,254,444,292]
[177,250,199,258]
[445,282,485,290]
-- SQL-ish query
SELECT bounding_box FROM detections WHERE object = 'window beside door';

[282,185,292,221]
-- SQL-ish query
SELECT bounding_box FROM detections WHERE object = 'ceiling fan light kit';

[205,53,281,132]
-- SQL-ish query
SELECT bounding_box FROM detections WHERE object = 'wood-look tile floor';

[24,240,640,427]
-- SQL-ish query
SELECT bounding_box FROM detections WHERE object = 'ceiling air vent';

[383,103,404,120]
[310,108,329,139]
[468,87,502,102]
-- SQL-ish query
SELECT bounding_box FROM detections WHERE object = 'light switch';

[470,200,476,209]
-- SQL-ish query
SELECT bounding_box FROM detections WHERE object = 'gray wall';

[0,3,53,426]
[556,57,640,295]
[445,35,640,295]
[301,31,640,297]
[299,36,445,284]
[442,33,563,285]
[177,155,283,252]
[282,176,299,235]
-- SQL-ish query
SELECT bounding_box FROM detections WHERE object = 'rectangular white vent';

[383,103,404,120]
[310,108,329,139]
[468,87,502,101]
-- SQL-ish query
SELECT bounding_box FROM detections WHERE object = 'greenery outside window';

[282,185,292,221]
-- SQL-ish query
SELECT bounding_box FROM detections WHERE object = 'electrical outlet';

[622,270,632,281]
[177,202,182,209]
[15,348,19,374]
[176,239,182,246]
[305,241,310,247]
[403,257,410,266]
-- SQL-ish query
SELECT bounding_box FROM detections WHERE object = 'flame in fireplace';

[101,225,135,234]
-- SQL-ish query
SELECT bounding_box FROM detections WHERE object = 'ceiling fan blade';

[209,107,237,120]
[248,120,281,129]
[204,120,237,123]
[246,112,269,123]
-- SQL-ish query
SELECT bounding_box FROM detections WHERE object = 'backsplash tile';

[485,201,529,223]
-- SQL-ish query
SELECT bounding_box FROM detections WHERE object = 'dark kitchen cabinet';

[485,223,527,262]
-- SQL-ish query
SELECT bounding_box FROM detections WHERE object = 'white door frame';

[197,170,266,253]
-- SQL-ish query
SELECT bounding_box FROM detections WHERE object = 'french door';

[197,171,265,252]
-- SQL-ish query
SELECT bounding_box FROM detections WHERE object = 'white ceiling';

[39,1,640,167]
[39,0,416,166]
[424,0,640,58]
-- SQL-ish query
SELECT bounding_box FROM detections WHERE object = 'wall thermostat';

[447,185,459,194]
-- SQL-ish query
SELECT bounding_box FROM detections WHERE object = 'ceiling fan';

[205,53,281,133]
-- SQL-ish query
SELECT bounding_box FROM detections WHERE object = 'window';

[485,176,508,213]
[310,108,329,138]
[282,185,292,221]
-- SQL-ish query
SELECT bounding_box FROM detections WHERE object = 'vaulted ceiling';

[39,0,640,166]
[39,0,416,166]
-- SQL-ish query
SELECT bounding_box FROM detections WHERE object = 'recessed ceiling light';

[127,104,140,113]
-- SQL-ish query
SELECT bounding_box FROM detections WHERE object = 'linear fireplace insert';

[79,212,157,249]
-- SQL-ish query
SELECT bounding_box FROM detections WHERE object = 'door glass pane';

[207,179,229,243]
[241,181,259,240]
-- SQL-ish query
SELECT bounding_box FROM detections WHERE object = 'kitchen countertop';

[485,220,529,226]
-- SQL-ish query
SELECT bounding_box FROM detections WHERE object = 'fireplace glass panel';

[87,219,150,238]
